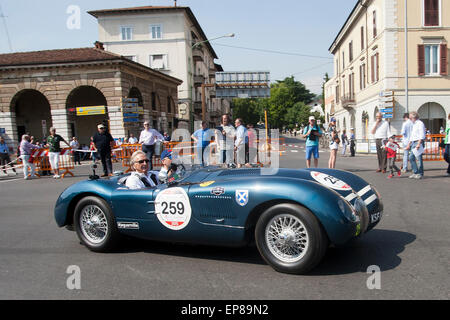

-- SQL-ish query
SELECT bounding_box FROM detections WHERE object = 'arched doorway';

[418,102,446,134]
[11,89,52,142]
[66,86,108,145]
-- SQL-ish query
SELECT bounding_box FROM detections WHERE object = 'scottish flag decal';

[235,190,249,206]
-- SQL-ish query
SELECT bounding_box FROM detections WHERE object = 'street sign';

[121,97,138,103]
[215,71,271,98]
[122,103,139,107]
[0,128,5,134]
[122,107,144,114]
[379,90,394,97]
[379,96,394,103]
[380,108,393,113]
[383,113,393,119]
[380,102,394,108]
[123,117,140,123]
[123,113,139,118]
[76,106,106,116]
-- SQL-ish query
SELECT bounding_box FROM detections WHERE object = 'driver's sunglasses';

[138,159,150,164]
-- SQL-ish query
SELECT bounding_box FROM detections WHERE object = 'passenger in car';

[158,150,175,183]
[125,151,160,189]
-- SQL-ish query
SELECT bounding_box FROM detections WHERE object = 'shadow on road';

[111,229,415,275]
[309,229,416,276]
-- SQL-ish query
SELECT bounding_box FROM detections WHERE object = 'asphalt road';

[0,136,448,300]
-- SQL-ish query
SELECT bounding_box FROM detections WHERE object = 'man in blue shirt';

[191,121,212,166]
[302,116,323,168]
[0,136,17,175]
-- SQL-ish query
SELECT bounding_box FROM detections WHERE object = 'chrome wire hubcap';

[80,205,108,244]
[265,214,309,263]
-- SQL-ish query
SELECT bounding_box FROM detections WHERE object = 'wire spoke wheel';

[79,205,109,244]
[265,214,309,263]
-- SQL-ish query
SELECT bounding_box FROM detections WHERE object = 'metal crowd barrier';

[30,148,75,178]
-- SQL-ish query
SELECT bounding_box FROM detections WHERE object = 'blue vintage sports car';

[54,166,383,274]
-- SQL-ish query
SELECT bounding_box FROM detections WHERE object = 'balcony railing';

[193,47,204,63]
[341,94,356,109]
[194,75,205,86]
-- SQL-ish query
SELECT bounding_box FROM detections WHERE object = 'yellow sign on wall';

[76,106,106,116]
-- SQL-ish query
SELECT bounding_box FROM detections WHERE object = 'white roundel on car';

[155,187,192,231]
[310,171,352,191]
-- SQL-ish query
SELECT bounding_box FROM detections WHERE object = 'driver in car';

[158,149,176,183]
[126,151,160,189]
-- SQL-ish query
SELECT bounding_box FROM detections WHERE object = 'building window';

[360,63,366,90]
[121,26,133,41]
[418,43,448,76]
[335,85,340,103]
[150,24,162,39]
[361,26,365,50]
[372,11,377,38]
[150,54,169,70]
[424,0,440,26]
[152,92,157,111]
[371,53,379,83]
[349,41,353,62]
[167,96,172,114]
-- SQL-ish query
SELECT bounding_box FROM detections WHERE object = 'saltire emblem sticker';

[155,187,192,231]
[235,190,249,206]
[310,171,352,191]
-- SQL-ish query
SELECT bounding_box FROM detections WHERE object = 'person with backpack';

[302,116,322,168]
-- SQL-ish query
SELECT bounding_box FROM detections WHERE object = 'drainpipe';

[405,0,409,113]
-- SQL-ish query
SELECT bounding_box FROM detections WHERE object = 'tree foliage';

[231,77,318,129]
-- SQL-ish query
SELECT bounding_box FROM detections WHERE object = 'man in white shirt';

[371,112,391,173]
[400,113,413,172]
[125,151,160,189]
[215,114,235,167]
[128,133,138,144]
[234,118,250,168]
[406,111,426,179]
[69,137,81,165]
[139,121,164,170]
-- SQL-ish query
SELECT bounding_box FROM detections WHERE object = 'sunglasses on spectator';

[137,159,150,164]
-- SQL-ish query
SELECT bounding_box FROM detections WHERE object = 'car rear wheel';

[255,203,328,274]
[74,196,120,252]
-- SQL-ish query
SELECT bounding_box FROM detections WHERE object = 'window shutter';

[376,53,379,82]
[418,45,425,76]
[425,0,439,26]
[440,43,448,76]
[373,11,377,38]
[371,55,375,83]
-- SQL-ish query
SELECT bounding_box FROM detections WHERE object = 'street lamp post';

[191,33,235,122]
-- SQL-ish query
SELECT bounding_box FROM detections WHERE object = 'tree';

[231,98,263,125]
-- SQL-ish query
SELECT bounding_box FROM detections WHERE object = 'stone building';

[0,46,182,149]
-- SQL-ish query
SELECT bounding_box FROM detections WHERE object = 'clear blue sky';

[0,0,357,94]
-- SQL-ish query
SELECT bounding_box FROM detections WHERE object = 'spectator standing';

[328,135,340,169]
[139,121,164,170]
[385,136,402,179]
[443,113,450,176]
[0,136,17,175]
[341,129,348,156]
[406,111,426,179]
[70,137,81,165]
[234,118,250,168]
[19,135,39,180]
[128,133,138,144]
[247,124,257,165]
[371,112,391,173]
[93,124,115,177]
[349,128,356,157]
[192,121,212,166]
[163,132,171,142]
[46,127,70,179]
[215,114,235,167]
[401,113,413,173]
[302,116,322,168]
[89,136,98,163]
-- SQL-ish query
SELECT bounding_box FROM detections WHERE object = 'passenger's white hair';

[130,150,147,168]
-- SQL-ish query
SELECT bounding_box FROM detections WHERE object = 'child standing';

[385,135,401,179]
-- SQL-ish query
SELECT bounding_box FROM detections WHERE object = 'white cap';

[309,116,315,121]
[97,124,105,129]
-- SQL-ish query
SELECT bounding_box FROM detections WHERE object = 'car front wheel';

[255,203,328,274]
[74,196,120,252]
